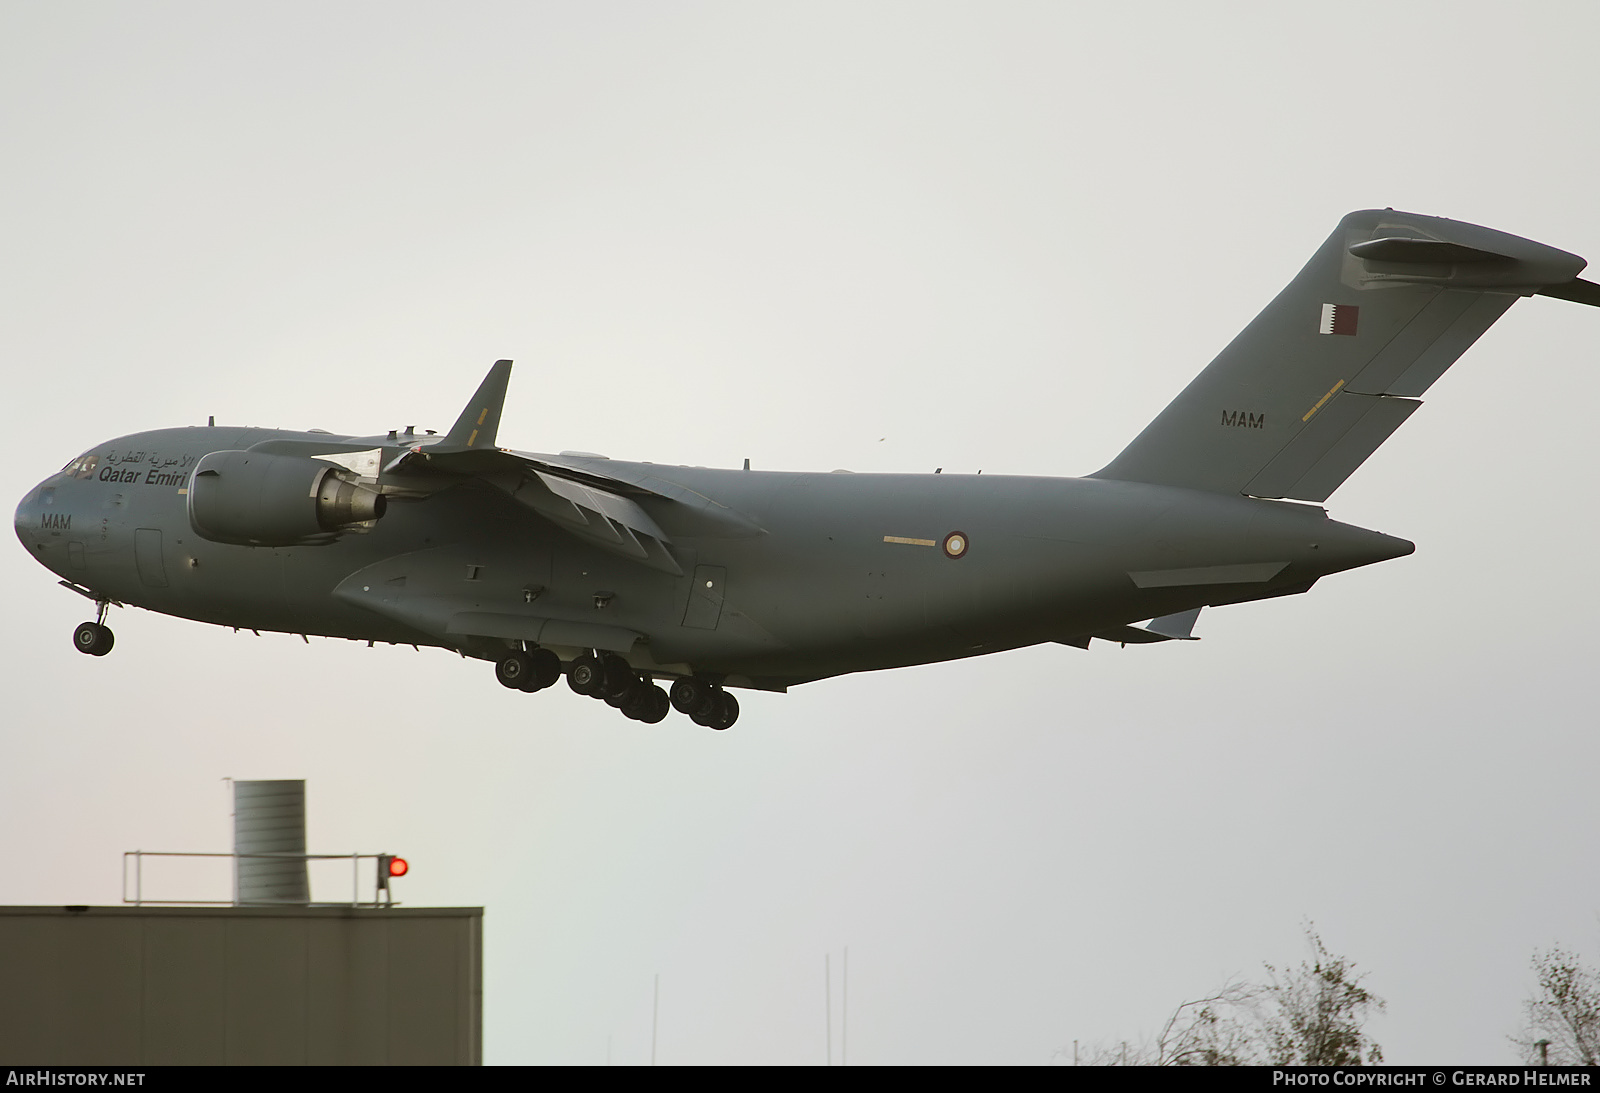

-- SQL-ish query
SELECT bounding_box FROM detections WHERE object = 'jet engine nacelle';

[187,450,387,547]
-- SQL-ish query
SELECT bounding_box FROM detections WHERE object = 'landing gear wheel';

[691,689,720,719]
[567,654,606,697]
[690,687,722,726]
[708,691,740,731]
[691,689,739,729]
[607,676,644,709]
[600,655,637,700]
[495,651,534,689]
[73,622,113,657]
[670,678,716,716]
[620,682,656,720]
[528,648,562,690]
[639,686,671,724]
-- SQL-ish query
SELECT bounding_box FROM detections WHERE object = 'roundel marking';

[942,531,969,559]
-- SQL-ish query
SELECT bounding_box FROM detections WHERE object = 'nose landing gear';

[72,599,115,657]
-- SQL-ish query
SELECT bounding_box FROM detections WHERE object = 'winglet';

[442,360,513,451]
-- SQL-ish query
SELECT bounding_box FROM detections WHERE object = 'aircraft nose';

[14,483,48,547]
[13,478,63,555]
[14,483,43,551]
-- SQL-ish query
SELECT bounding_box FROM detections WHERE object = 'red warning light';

[376,853,409,904]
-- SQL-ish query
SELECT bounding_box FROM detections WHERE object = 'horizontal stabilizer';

[1537,277,1600,308]
[1346,237,1511,264]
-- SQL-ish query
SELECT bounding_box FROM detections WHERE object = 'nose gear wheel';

[73,621,114,657]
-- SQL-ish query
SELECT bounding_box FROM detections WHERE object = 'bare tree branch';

[1258,926,1384,1065]
[1065,924,1382,1066]
[1511,946,1600,1066]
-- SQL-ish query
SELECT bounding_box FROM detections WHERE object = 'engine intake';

[188,450,388,547]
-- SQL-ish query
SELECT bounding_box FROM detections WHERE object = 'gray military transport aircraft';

[14,209,1600,729]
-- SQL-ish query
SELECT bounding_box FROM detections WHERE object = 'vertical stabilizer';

[1092,211,1593,501]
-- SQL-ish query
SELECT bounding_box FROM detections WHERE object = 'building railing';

[121,850,402,907]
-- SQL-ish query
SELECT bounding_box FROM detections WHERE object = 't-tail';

[1092,210,1600,502]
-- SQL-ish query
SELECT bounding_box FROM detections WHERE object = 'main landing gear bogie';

[498,648,740,728]
[565,652,671,724]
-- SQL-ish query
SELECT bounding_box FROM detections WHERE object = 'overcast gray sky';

[4,1,1599,1064]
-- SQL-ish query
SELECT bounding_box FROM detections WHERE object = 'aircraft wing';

[245,361,762,575]
[389,444,686,576]
[500,454,682,576]
[430,449,763,574]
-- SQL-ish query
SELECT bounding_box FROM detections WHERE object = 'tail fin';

[1092,210,1598,502]
[440,359,513,452]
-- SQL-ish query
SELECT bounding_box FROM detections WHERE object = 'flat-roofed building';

[0,904,481,1065]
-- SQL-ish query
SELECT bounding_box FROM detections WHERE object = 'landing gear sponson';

[494,646,740,729]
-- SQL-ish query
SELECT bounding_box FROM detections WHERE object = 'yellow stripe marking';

[177,488,188,495]
[1302,379,1346,422]
[467,429,479,447]
[476,408,488,425]
[883,535,936,547]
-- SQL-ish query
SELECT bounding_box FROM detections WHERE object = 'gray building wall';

[0,905,481,1065]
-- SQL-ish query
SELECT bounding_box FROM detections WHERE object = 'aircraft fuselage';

[15,424,1410,693]
[24,208,1594,727]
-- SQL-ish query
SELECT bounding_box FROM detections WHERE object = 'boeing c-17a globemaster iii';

[14,210,1600,729]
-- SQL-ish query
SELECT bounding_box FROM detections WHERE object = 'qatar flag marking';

[1319,303,1359,336]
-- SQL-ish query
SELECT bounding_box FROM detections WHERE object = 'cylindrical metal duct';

[233,779,309,905]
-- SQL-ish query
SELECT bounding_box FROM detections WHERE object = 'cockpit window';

[61,453,99,480]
